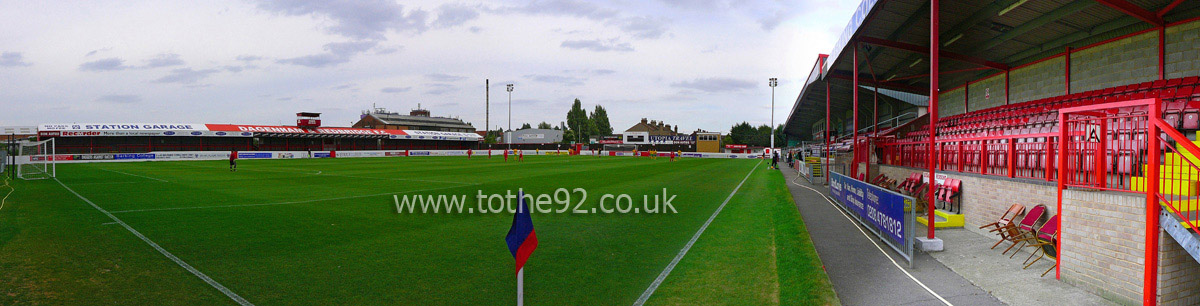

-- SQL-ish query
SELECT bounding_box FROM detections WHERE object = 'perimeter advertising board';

[829,171,908,246]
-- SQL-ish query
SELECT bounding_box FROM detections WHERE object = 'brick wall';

[1059,190,1145,305]
[967,74,1007,112]
[1071,31,1158,93]
[876,165,1200,305]
[1166,21,1200,80]
[938,87,966,117]
[1158,231,1200,305]
[1009,56,1066,104]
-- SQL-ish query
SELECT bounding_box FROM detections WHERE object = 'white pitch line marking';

[633,160,761,306]
[99,168,169,182]
[789,176,952,306]
[53,178,254,306]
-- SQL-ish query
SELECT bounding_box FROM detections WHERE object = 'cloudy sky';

[0,0,859,133]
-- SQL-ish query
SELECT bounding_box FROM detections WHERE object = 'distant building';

[2,126,38,142]
[504,129,563,144]
[693,130,722,153]
[622,118,693,145]
[352,106,475,133]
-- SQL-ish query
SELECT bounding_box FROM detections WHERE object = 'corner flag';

[505,191,537,305]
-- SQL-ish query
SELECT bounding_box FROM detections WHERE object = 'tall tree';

[728,122,756,145]
[537,122,553,129]
[521,123,532,129]
[485,128,504,144]
[566,99,589,143]
[589,105,613,136]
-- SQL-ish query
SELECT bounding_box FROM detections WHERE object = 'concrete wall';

[1070,31,1159,93]
[938,87,967,117]
[1009,57,1066,104]
[876,164,1200,305]
[1166,21,1200,80]
[968,74,1007,112]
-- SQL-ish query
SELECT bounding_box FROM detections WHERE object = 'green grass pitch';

[0,155,836,305]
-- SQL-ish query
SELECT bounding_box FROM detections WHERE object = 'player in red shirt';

[518,149,524,162]
[504,149,509,162]
[467,148,473,159]
[229,150,238,171]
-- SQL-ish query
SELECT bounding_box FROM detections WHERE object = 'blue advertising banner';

[829,171,908,245]
[114,153,155,160]
[237,152,272,159]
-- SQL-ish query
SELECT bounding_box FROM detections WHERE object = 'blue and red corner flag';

[505,191,538,274]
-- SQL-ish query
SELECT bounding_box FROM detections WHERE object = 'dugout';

[782,1,1200,304]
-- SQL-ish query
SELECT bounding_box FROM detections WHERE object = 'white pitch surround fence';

[11,149,765,165]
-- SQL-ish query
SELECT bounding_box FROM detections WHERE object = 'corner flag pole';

[517,267,524,306]
[505,190,537,306]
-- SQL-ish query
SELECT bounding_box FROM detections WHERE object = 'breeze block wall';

[1009,57,1066,104]
[938,87,967,117]
[1166,21,1200,80]
[1070,31,1159,93]
[876,165,1200,305]
[967,74,1007,112]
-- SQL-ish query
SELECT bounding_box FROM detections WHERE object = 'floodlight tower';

[507,84,514,150]
[769,78,778,150]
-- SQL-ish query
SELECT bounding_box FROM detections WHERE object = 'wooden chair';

[980,204,1025,244]
[998,205,1047,256]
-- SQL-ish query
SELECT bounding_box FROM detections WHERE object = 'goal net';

[18,138,55,180]
[603,144,638,152]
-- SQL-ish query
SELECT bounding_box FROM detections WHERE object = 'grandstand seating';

[885,76,1200,186]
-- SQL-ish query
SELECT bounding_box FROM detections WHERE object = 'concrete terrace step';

[1131,176,1200,196]
[916,209,964,228]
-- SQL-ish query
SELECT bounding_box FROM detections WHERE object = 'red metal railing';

[879,133,1059,181]
[1153,117,1200,237]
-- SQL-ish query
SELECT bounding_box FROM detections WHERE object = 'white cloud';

[0,0,861,133]
[561,39,634,52]
[0,52,32,67]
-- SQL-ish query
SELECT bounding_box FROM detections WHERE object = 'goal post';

[17,138,55,180]
[602,144,638,152]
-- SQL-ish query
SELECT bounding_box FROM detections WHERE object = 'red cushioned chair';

[999,204,1048,256]
[1021,215,1060,277]
[1184,98,1200,130]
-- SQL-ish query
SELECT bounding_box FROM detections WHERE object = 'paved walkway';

[926,225,1116,306]
[781,168,1002,306]
[781,168,1117,306]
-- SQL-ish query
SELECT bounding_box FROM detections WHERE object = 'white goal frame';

[603,144,638,152]
[18,138,55,180]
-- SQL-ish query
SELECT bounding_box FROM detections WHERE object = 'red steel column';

[1005,70,1010,105]
[1145,99,1162,306]
[872,82,878,182]
[853,42,860,180]
[928,0,939,239]
[825,61,831,185]
[1159,27,1166,80]
[1065,47,1072,95]
[1056,112,1067,280]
